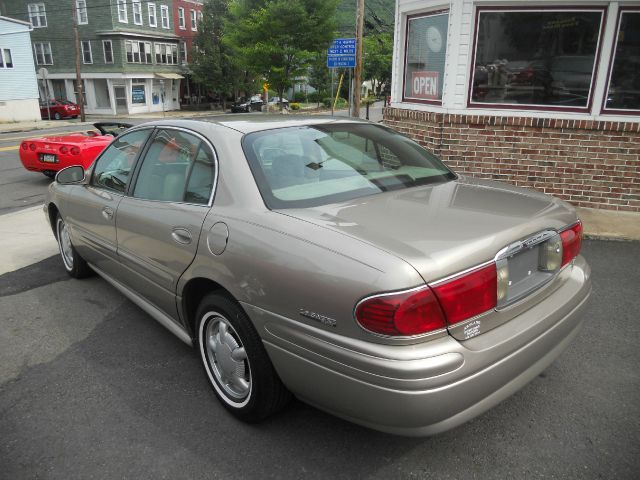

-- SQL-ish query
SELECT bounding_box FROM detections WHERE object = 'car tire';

[54,112,61,120]
[55,214,92,278]
[43,171,56,179]
[196,292,290,422]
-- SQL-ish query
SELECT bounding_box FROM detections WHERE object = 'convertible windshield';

[242,123,456,209]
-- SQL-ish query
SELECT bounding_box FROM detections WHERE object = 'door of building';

[114,86,127,114]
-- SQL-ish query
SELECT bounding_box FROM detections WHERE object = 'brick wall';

[384,107,640,212]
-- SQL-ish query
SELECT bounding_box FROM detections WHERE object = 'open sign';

[411,71,439,100]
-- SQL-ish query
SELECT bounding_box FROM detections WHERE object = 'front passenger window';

[92,129,150,194]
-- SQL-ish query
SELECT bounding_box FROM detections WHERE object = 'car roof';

[136,114,371,135]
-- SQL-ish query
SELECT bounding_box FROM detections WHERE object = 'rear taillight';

[59,145,69,154]
[29,143,36,151]
[355,286,447,336]
[432,264,497,325]
[70,146,80,155]
[21,142,28,150]
[560,221,582,267]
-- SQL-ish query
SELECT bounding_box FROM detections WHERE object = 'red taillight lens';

[21,142,28,150]
[355,286,447,336]
[29,143,36,151]
[70,146,80,155]
[59,145,69,154]
[560,221,582,267]
[432,264,497,325]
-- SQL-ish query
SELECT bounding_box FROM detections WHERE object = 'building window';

[132,83,146,104]
[81,41,93,64]
[103,40,114,64]
[155,43,178,65]
[191,9,197,31]
[178,7,185,29]
[76,0,88,24]
[125,40,152,64]
[148,3,157,27]
[470,7,605,111]
[160,5,170,29]
[604,9,640,113]
[117,0,128,23]
[28,3,47,28]
[403,11,449,104]
[132,0,143,25]
[33,42,53,65]
[179,41,187,64]
[0,49,14,68]
[199,11,203,23]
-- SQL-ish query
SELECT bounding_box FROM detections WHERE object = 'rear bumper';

[247,256,591,436]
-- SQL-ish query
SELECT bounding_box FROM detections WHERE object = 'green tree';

[308,53,331,106]
[228,0,339,109]
[192,0,243,109]
[363,32,393,96]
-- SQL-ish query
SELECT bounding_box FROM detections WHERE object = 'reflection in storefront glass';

[471,10,603,108]
[606,11,640,111]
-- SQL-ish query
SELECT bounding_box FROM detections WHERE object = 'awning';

[156,73,184,80]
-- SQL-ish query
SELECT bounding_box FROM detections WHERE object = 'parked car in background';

[45,116,590,436]
[231,95,264,113]
[20,122,132,178]
[40,99,81,120]
[268,96,290,109]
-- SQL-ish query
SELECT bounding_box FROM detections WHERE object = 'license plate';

[41,154,57,163]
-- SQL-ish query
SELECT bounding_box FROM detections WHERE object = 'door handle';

[171,228,192,245]
[102,206,114,220]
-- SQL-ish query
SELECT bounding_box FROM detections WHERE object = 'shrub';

[308,91,326,103]
[290,102,301,110]
[293,92,306,102]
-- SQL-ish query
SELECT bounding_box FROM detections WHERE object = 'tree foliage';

[228,0,339,105]
[363,32,393,95]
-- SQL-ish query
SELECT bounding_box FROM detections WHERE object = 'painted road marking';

[0,145,19,152]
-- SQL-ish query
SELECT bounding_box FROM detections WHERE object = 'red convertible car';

[20,122,132,178]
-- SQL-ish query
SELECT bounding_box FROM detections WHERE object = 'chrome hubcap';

[204,314,250,401]
[57,219,74,270]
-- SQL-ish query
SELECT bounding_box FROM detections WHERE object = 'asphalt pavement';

[0,241,638,479]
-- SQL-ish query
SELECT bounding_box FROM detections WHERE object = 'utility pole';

[352,0,365,118]
[73,0,85,122]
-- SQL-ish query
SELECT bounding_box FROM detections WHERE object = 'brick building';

[6,0,184,115]
[386,0,639,212]
[172,0,202,103]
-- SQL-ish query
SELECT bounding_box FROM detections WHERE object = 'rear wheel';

[53,112,61,120]
[43,170,56,179]
[56,214,92,278]
[196,292,290,422]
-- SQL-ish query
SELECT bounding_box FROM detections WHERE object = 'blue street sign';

[327,38,356,68]
[327,55,356,68]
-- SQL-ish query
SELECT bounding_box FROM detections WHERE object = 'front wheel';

[196,292,290,422]
[56,214,92,278]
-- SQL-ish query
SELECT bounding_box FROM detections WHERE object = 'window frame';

[191,9,197,31]
[127,126,219,207]
[117,0,128,23]
[90,128,154,196]
[0,49,13,69]
[76,0,88,25]
[402,9,450,106]
[132,0,143,25]
[467,5,608,113]
[155,42,178,65]
[160,5,170,29]
[33,42,53,66]
[28,3,47,28]
[179,41,187,64]
[81,40,93,64]
[148,3,157,27]
[103,40,114,64]
[601,6,640,115]
[178,7,185,29]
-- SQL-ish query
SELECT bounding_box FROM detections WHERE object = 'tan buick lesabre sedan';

[45,116,590,436]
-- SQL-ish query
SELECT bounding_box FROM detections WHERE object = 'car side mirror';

[56,165,86,185]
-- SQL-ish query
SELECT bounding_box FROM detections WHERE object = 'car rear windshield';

[242,123,456,209]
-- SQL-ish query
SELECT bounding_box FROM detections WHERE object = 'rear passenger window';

[133,129,215,204]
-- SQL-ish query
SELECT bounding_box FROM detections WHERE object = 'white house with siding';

[0,16,40,122]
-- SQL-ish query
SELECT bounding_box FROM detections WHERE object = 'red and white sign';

[411,71,439,100]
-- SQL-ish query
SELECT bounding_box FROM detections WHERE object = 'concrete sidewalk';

[0,203,637,277]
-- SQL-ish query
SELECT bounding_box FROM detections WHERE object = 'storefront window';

[403,11,449,103]
[131,84,146,104]
[470,9,604,110]
[604,10,640,112]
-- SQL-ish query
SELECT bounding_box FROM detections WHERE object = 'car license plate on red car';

[40,154,57,163]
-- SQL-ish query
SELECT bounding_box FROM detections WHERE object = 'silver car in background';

[45,116,591,436]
